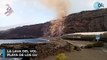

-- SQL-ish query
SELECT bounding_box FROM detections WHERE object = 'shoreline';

[0,38,106,60]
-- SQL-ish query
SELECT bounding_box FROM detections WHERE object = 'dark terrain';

[0,8,107,39]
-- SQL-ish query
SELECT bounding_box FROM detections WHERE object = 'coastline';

[0,37,106,60]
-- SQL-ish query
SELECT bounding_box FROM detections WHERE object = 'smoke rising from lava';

[20,0,70,18]
[42,0,70,18]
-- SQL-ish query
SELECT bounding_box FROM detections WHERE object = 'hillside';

[63,9,107,34]
[0,22,51,39]
[0,8,107,39]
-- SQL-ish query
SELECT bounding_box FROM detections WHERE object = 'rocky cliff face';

[50,8,107,36]
[0,8,107,38]
[0,22,51,39]
[63,9,107,34]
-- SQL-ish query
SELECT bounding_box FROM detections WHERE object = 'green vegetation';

[56,53,68,60]
[85,42,104,48]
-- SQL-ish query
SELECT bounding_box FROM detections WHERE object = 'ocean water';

[0,38,49,60]
[0,38,49,45]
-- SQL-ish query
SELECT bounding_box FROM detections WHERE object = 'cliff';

[0,22,51,39]
[63,9,107,34]
[0,8,107,39]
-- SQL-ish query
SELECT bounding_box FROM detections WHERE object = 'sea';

[0,38,49,60]
[0,38,49,45]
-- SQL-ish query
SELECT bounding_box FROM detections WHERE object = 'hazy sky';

[0,0,107,30]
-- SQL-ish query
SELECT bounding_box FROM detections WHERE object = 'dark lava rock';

[0,8,107,38]
[63,9,107,34]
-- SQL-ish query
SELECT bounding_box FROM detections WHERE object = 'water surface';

[0,38,49,44]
